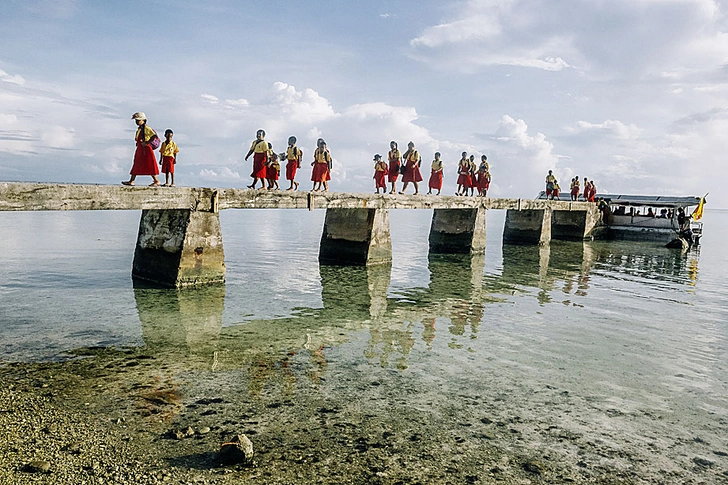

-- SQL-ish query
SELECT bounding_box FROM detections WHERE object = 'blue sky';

[1,0,726,206]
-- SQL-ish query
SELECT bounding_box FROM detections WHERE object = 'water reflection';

[134,283,225,362]
[495,240,700,303]
[130,240,701,384]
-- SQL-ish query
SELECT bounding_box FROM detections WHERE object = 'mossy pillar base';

[503,209,552,246]
[319,208,392,266]
[132,209,225,288]
[428,208,487,254]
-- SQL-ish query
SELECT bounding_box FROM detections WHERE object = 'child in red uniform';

[311,139,332,192]
[373,154,387,193]
[266,143,280,190]
[387,141,401,194]
[283,136,302,191]
[244,129,269,190]
[427,152,443,195]
[158,129,179,187]
[456,152,472,196]
[399,141,422,195]
[476,155,490,197]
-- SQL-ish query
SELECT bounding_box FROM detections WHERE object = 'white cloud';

[408,0,728,79]
[201,94,219,104]
[568,120,641,140]
[41,126,76,149]
[0,70,26,86]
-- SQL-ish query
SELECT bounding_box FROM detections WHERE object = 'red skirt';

[251,152,268,179]
[428,170,442,190]
[387,160,399,182]
[161,156,175,174]
[311,162,331,182]
[477,173,489,190]
[285,160,298,181]
[570,187,579,197]
[266,165,279,180]
[130,141,159,176]
[457,173,472,188]
[374,170,387,188]
[402,161,423,183]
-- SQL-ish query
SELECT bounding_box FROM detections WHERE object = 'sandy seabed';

[1,345,727,485]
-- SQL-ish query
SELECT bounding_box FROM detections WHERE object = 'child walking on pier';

[284,136,302,191]
[427,152,443,195]
[159,129,179,187]
[266,143,280,190]
[373,154,387,193]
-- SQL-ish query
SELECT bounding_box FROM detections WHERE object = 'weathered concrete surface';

[428,208,487,254]
[319,208,392,265]
[132,209,225,288]
[503,209,552,246]
[1,182,595,212]
[0,182,217,211]
[551,206,600,240]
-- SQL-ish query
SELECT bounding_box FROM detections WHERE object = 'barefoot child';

[427,152,443,195]
[387,141,401,194]
[159,129,179,187]
[244,129,268,190]
[456,152,471,196]
[284,136,302,191]
[373,154,387,193]
[266,143,280,190]
[476,155,490,197]
[311,139,332,192]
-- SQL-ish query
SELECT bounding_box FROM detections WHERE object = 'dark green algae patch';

[0,345,725,484]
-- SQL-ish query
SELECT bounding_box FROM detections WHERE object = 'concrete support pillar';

[552,206,600,240]
[503,209,552,246]
[319,208,392,265]
[428,208,487,254]
[132,209,226,288]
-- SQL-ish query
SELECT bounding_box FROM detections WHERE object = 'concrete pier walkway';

[0,182,600,288]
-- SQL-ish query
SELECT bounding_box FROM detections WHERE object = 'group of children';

[545,170,598,202]
[374,144,492,197]
[245,130,333,192]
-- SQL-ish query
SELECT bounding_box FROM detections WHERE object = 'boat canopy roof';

[536,192,700,208]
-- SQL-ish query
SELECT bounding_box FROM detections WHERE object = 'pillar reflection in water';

[319,263,391,321]
[427,253,485,345]
[134,283,225,362]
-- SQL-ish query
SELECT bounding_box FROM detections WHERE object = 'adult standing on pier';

[387,141,401,194]
[399,141,422,195]
[122,112,161,187]
[244,129,269,190]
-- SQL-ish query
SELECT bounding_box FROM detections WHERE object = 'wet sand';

[2,345,727,485]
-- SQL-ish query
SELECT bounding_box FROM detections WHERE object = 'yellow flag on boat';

[691,197,705,220]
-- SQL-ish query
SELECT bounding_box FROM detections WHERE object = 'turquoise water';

[1,207,727,480]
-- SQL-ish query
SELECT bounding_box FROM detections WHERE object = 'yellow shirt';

[286,146,301,160]
[250,139,269,153]
[388,149,401,161]
[458,159,469,173]
[546,174,556,183]
[375,161,387,171]
[315,148,331,164]
[405,150,420,163]
[431,160,443,171]
[135,125,156,142]
[160,140,179,157]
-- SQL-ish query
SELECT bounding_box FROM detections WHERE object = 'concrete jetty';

[0,182,600,288]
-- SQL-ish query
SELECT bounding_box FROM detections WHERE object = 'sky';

[0,0,726,207]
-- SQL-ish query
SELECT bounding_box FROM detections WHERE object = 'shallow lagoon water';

[0,207,727,483]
